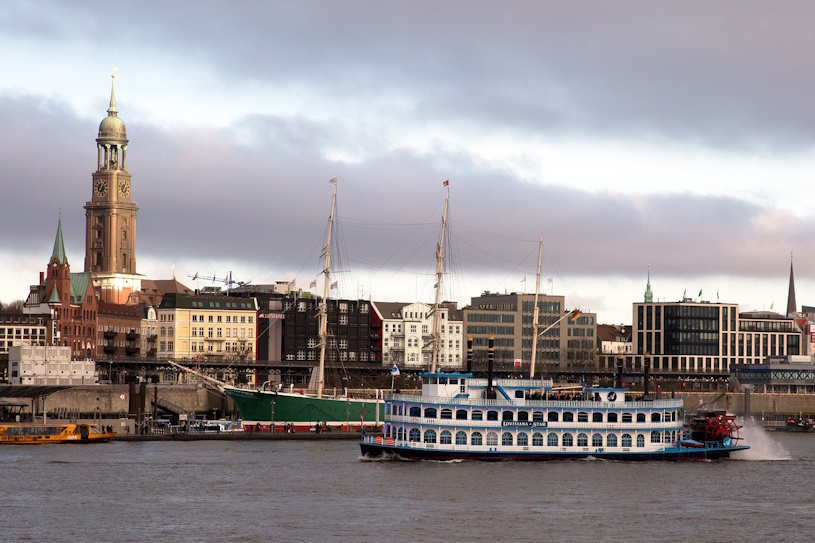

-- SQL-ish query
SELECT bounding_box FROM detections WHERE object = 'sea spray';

[733,417,791,461]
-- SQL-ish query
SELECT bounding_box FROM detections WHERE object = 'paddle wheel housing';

[689,410,742,444]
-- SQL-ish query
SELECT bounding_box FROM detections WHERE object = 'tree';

[0,299,24,313]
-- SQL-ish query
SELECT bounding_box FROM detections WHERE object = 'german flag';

[570,309,581,322]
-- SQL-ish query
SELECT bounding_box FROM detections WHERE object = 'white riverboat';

[362,186,748,461]
[360,370,749,461]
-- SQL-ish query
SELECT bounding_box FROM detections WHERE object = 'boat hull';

[225,387,385,429]
[359,440,749,461]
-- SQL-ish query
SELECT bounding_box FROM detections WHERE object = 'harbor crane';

[187,271,248,293]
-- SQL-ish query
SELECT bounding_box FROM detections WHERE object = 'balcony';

[103,330,116,339]
[126,331,139,340]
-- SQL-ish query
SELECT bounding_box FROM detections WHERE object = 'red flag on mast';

[443,179,449,186]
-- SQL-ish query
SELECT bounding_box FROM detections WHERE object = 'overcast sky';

[2,1,814,324]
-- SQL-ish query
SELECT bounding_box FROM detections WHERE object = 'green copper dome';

[98,78,127,140]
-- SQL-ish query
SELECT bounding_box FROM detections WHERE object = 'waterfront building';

[597,324,633,356]
[83,72,141,304]
[23,218,99,359]
[156,292,258,361]
[8,345,97,385]
[372,301,463,370]
[624,270,805,374]
[462,292,596,370]
[97,302,156,359]
[282,294,376,367]
[0,313,47,355]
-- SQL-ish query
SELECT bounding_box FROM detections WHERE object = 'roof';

[159,292,257,311]
[69,273,93,304]
[596,324,632,342]
[0,385,71,399]
[97,301,144,318]
[372,300,462,321]
[136,278,194,306]
[50,217,67,265]
[372,301,409,319]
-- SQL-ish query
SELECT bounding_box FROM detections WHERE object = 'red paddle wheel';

[689,410,742,444]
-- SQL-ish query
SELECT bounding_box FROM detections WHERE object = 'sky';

[1,1,814,325]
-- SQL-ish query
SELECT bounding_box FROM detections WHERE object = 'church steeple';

[644,263,653,303]
[83,69,141,304]
[51,214,68,266]
[786,252,797,317]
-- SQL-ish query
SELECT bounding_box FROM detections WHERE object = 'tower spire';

[108,64,118,116]
[644,262,653,303]
[51,213,68,265]
[786,252,797,317]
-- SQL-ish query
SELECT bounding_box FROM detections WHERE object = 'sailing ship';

[224,179,385,431]
[360,233,750,460]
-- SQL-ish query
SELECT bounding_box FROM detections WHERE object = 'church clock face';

[119,180,130,198]
[94,178,108,197]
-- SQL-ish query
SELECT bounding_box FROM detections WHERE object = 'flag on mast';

[391,364,400,376]
[443,179,449,186]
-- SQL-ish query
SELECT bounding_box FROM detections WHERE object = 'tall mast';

[430,185,449,373]
[529,233,543,379]
[317,178,337,398]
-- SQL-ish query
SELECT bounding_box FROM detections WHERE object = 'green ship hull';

[225,387,385,428]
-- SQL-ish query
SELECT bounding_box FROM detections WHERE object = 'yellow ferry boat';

[0,423,117,444]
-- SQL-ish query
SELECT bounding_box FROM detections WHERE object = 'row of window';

[0,328,46,337]
[393,428,676,447]
[384,323,461,334]
[191,314,253,323]
[161,341,254,353]
[392,405,679,423]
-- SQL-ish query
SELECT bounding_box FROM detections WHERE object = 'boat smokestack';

[466,335,473,373]
[487,334,496,399]
[643,364,650,396]
[616,355,625,389]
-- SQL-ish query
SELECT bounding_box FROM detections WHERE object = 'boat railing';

[387,393,681,409]
[384,414,684,431]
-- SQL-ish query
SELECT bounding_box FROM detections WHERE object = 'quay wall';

[37,384,223,418]
[680,391,815,417]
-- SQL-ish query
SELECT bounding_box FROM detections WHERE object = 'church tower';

[84,70,141,304]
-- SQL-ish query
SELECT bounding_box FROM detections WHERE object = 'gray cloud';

[3,1,815,317]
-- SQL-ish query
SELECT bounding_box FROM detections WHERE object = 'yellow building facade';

[157,293,258,361]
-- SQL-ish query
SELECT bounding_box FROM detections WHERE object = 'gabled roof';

[372,301,410,319]
[596,324,632,342]
[69,273,92,304]
[135,278,194,306]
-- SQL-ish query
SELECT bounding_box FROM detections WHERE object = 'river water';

[2,421,812,542]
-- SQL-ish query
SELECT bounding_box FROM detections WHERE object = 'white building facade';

[374,301,464,370]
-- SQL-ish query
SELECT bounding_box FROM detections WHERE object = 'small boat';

[785,417,815,432]
[0,423,117,444]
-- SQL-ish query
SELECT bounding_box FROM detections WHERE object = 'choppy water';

[1,421,812,542]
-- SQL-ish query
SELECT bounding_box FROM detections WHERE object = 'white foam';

[732,417,792,461]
